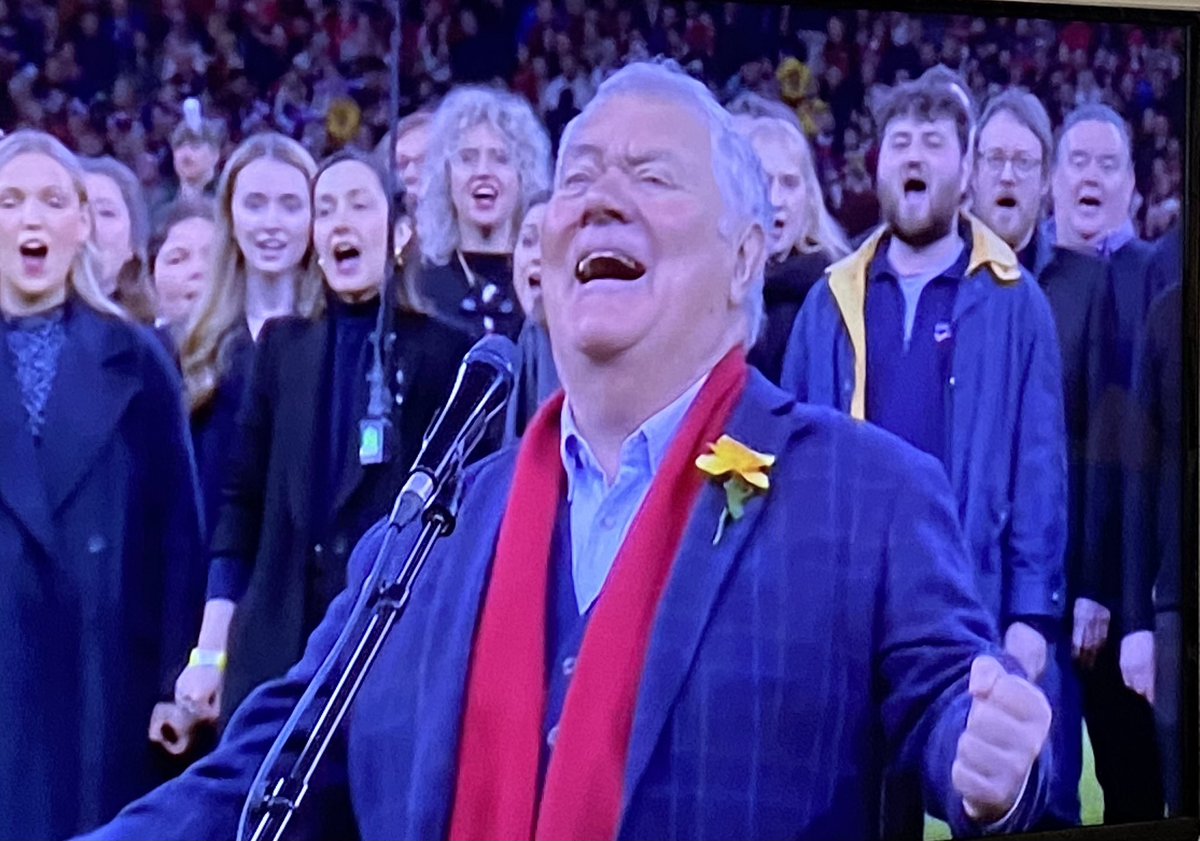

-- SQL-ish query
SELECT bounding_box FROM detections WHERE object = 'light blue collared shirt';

[559,375,707,615]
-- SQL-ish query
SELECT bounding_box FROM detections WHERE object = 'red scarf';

[448,350,748,841]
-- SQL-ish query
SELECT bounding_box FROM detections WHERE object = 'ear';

[958,152,974,201]
[730,220,767,309]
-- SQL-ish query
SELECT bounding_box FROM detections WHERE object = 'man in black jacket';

[971,89,1084,829]
[1047,103,1171,824]
[1120,282,1183,817]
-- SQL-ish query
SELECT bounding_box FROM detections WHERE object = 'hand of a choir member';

[1120,630,1156,706]
[1071,597,1111,669]
[175,663,223,723]
[1003,622,1048,683]
[953,655,1052,825]
[148,701,202,756]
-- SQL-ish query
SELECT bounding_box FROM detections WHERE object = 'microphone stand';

[237,461,464,841]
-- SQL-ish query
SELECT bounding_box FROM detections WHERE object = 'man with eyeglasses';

[783,70,1067,835]
[971,91,1104,831]
[1045,104,1173,825]
[971,90,1055,272]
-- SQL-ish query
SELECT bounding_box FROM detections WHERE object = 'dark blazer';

[211,308,473,719]
[0,302,204,841]
[190,325,254,538]
[82,372,1049,841]
[1122,283,1182,631]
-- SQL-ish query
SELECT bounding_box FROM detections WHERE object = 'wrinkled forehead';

[560,92,713,174]
[1060,120,1129,162]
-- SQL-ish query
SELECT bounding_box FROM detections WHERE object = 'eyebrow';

[562,143,681,167]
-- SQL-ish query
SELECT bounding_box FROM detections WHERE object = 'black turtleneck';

[324,293,381,516]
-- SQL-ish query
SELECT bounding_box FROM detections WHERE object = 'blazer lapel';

[0,332,57,559]
[38,306,139,514]
[620,373,801,814]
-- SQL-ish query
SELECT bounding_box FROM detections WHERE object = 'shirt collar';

[559,371,710,499]
[868,225,970,284]
[1047,217,1137,258]
[1097,220,1136,258]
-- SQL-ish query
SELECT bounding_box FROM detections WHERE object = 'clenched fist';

[952,656,1052,825]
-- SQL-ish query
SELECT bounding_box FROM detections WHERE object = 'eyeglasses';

[977,149,1043,178]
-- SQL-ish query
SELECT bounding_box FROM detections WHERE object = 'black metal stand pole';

[237,473,461,841]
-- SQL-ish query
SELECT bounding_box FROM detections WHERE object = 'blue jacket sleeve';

[877,449,1049,836]
[1003,283,1068,623]
[75,521,397,841]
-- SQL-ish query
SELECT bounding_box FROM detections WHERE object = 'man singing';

[782,68,1067,700]
[81,62,1051,841]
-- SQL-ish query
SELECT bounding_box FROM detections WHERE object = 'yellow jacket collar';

[823,213,1020,421]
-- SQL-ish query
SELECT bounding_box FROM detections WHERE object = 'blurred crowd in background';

[0,0,1185,240]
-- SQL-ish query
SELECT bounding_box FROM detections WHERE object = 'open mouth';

[903,178,927,195]
[1078,196,1102,209]
[995,195,1017,209]
[19,240,47,275]
[575,250,646,284]
[331,242,362,273]
[472,183,499,207]
[527,270,542,289]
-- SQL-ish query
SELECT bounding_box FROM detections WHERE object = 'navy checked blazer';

[81,371,1049,841]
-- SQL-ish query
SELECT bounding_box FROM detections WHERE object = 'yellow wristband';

[188,648,228,671]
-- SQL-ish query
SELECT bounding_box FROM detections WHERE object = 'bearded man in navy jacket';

[81,62,1052,841]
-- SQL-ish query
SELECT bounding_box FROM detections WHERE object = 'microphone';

[390,334,519,527]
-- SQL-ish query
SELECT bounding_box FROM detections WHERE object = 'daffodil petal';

[695,454,727,476]
[742,471,770,490]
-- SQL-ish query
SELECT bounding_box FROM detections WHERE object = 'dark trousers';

[1155,610,1183,816]
[1080,638,1164,823]
[1040,639,1083,828]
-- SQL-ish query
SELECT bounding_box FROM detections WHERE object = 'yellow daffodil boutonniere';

[695,434,775,545]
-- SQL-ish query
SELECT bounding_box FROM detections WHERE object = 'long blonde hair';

[0,130,125,319]
[747,117,851,260]
[180,133,320,414]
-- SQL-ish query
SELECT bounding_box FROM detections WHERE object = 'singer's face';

[541,93,747,371]
[449,121,520,238]
[232,157,312,279]
[313,159,388,303]
[877,115,967,247]
[0,152,90,316]
[512,201,546,321]
[970,110,1047,251]
[394,122,430,206]
[152,214,215,325]
[84,172,134,284]
[1051,119,1134,243]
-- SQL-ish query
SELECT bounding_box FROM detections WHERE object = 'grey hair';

[1055,103,1134,170]
[0,130,123,319]
[557,59,772,345]
[977,89,1054,180]
[417,86,551,265]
